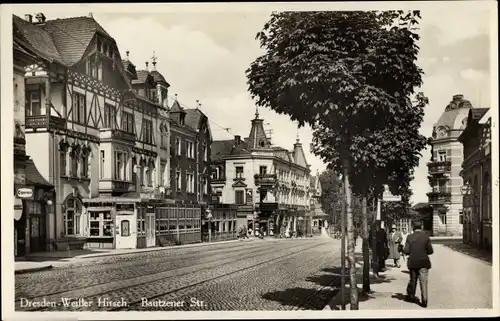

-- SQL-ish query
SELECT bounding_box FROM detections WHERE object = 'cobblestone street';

[15,238,342,311]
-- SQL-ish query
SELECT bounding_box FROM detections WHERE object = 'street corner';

[15,263,53,275]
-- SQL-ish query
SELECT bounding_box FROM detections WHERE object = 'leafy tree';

[247,10,425,309]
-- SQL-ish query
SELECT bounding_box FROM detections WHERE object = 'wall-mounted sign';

[16,186,34,199]
[14,198,23,221]
[116,203,134,212]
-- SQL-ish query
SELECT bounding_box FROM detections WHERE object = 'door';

[115,215,137,249]
[145,212,156,247]
[30,215,46,253]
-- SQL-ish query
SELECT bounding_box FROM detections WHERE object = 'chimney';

[88,12,93,18]
[35,13,46,23]
[234,135,241,145]
[126,51,130,60]
[453,94,464,101]
[24,14,33,23]
[145,62,149,71]
[151,51,157,71]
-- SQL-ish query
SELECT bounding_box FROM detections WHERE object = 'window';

[147,168,153,187]
[160,126,168,149]
[72,92,86,124]
[438,150,447,162]
[60,151,67,176]
[235,190,245,205]
[121,220,130,237]
[86,55,102,80]
[203,143,208,162]
[71,154,78,177]
[142,119,153,144]
[89,211,113,237]
[160,163,166,186]
[26,90,41,116]
[121,111,134,133]
[180,114,185,126]
[176,169,182,192]
[203,178,208,194]
[439,213,447,225]
[64,197,81,236]
[100,151,105,179]
[259,166,267,175]
[176,137,181,155]
[104,104,116,128]
[114,151,128,180]
[186,141,195,159]
[80,156,88,178]
[235,166,244,179]
[186,172,195,193]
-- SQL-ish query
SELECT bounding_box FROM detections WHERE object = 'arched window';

[63,195,82,236]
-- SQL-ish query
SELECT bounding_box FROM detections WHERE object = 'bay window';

[104,104,116,128]
[114,151,128,181]
[26,90,41,116]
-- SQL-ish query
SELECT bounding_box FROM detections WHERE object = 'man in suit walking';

[403,221,433,308]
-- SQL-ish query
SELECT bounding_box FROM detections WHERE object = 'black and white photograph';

[1,1,498,319]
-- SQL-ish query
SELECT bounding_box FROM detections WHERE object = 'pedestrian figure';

[369,220,387,276]
[388,224,403,268]
[400,227,410,262]
[259,225,265,239]
[403,221,433,308]
[248,228,253,237]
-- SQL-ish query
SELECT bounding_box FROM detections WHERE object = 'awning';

[25,159,53,187]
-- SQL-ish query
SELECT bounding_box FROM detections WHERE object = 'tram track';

[115,241,330,311]
[15,241,262,297]
[17,240,316,311]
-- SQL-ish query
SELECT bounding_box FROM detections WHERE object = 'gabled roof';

[458,108,490,143]
[211,139,250,162]
[185,109,202,131]
[41,16,112,66]
[13,15,65,65]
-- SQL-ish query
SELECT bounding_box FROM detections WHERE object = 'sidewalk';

[324,240,492,310]
[15,238,256,273]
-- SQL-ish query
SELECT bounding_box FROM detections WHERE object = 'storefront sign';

[16,186,34,199]
[14,198,23,221]
[116,203,134,212]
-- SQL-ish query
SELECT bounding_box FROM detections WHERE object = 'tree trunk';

[343,160,358,310]
[361,194,370,293]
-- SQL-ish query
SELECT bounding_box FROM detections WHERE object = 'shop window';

[89,211,113,237]
[121,220,130,237]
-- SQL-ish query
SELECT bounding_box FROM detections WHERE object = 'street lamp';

[206,208,213,243]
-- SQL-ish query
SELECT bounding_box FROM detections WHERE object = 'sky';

[8,2,494,204]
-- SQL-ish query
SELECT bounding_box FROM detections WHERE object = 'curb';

[15,265,53,275]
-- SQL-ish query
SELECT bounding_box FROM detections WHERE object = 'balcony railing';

[254,173,277,186]
[426,188,452,204]
[427,160,452,174]
[99,128,136,142]
[26,115,66,131]
[98,179,133,194]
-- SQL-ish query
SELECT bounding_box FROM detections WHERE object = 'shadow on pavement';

[261,287,338,310]
[439,241,492,264]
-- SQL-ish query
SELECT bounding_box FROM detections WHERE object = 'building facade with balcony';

[426,94,475,236]
[210,111,312,237]
[458,108,492,250]
[309,173,327,235]
[13,13,209,250]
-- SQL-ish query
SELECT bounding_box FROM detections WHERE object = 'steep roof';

[133,70,151,84]
[170,100,185,113]
[185,108,202,131]
[458,108,490,143]
[25,159,53,187]
[434,94,474,131]
[150,70,170,86]
[41,16,112,66]
[293,140,309,168]
[13,15,65,65]
[211,139,250,162]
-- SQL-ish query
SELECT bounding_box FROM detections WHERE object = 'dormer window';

[180,114,185,126]
[87,54,102,81]
[97,39,102,52]
[103,43,108,56]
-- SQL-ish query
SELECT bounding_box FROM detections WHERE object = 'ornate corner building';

[426,94,474,236]
[210,110,317,238]
[12,13,212,255]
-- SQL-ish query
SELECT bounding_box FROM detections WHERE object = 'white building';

[210,111,313,236]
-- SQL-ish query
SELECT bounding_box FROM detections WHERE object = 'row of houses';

[424,94,492,250]
[12,13,326,257]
